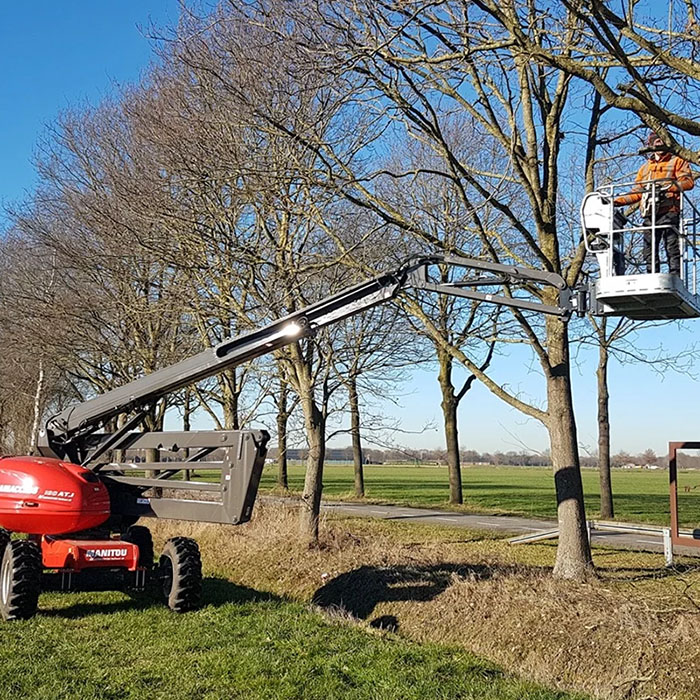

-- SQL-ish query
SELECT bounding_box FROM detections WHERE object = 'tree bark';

[597,342,614,519]
[143,406,163,495]
[437,347,462,505]
[546,318,594,579]
[221,368,240,430]
[348,374,365,497]
[299,395,325,541]
[289,342,326,543]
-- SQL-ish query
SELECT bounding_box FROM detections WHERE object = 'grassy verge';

[248,463,700,526]
[147,505,700,700]
[2,504,698,699]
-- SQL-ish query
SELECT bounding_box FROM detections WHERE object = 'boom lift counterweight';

[0,253,579,621]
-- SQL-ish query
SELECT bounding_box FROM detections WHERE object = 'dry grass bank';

[150,504,700,700]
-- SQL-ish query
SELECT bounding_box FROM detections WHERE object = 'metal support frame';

[60,570,73,592]
[134,568,146,591]
[84,410,150,470]
[509,519,684,566]
[103,429,269,526]
[407,253,574,318]
[663,528,673,567]
[668,441,700,555]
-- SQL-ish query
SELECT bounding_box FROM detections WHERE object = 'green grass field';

[253,463,700,527]
[0,581,582,700]
[7,464,691,700]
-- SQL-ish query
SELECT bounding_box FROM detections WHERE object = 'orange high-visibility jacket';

[614,154,694,212]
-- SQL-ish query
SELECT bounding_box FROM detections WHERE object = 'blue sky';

[1,1,698,457]
[0,1,178,219]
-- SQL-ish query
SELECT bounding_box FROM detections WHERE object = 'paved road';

[313,500,700,560]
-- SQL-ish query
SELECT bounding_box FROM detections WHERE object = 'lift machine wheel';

[0,539,42,621]
[159,537,202,613]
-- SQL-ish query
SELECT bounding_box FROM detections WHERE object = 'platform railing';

[582,179,699,292]
[683,193,700,294]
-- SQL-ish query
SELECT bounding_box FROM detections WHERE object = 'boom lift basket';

[582,181,700,320]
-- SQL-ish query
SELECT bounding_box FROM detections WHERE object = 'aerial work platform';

[582,179,700,320]
[595,273,700,320]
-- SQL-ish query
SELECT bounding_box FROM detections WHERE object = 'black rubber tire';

[0,540,42,621]
[0,529,10,554]
[122,525,154,569]
[159,537,202,613]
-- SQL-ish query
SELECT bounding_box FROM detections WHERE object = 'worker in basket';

[613,131,694,276]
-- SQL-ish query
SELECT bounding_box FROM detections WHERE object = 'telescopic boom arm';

[40,253,578,463]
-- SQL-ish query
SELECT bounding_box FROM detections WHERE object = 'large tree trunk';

[437,347,462,505]
[276,381,289,490]
[143,406,164,499]
[290,342,326,543]
[299,396,325,541]
[596,342,614,519]
[144,447,160,464]
[546,319,593,579]
[348,374,365,497]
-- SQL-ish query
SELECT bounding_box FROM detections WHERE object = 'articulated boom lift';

[0,253,578,620]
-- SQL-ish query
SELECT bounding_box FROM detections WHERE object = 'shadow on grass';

[598,562,700,581]
[312,563,532,632]
[40,576,276,620]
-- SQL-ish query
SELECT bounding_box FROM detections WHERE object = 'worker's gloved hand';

[599,195,611,205]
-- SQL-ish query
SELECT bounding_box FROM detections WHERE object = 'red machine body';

[0,456,110,535]
[41,536,139,572]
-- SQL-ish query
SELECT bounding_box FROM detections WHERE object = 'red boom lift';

[0,254,579,620]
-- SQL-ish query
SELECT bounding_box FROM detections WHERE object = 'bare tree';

[578,313,697,519]
[164,12,401,541]
[5,96,197,460]
[377,139,504,505]
[575,111,698,521]
[271,360,298,490]
[476,0,700,164]
[0,236,72,453]
[192,0,600,577]
[332,304,419,497]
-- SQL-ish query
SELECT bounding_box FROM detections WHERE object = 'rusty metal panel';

[669,441,700,549]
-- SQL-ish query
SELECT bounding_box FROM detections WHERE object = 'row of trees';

[1,0,698,580]
[269,445,674,469]
[268,446,668,468]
